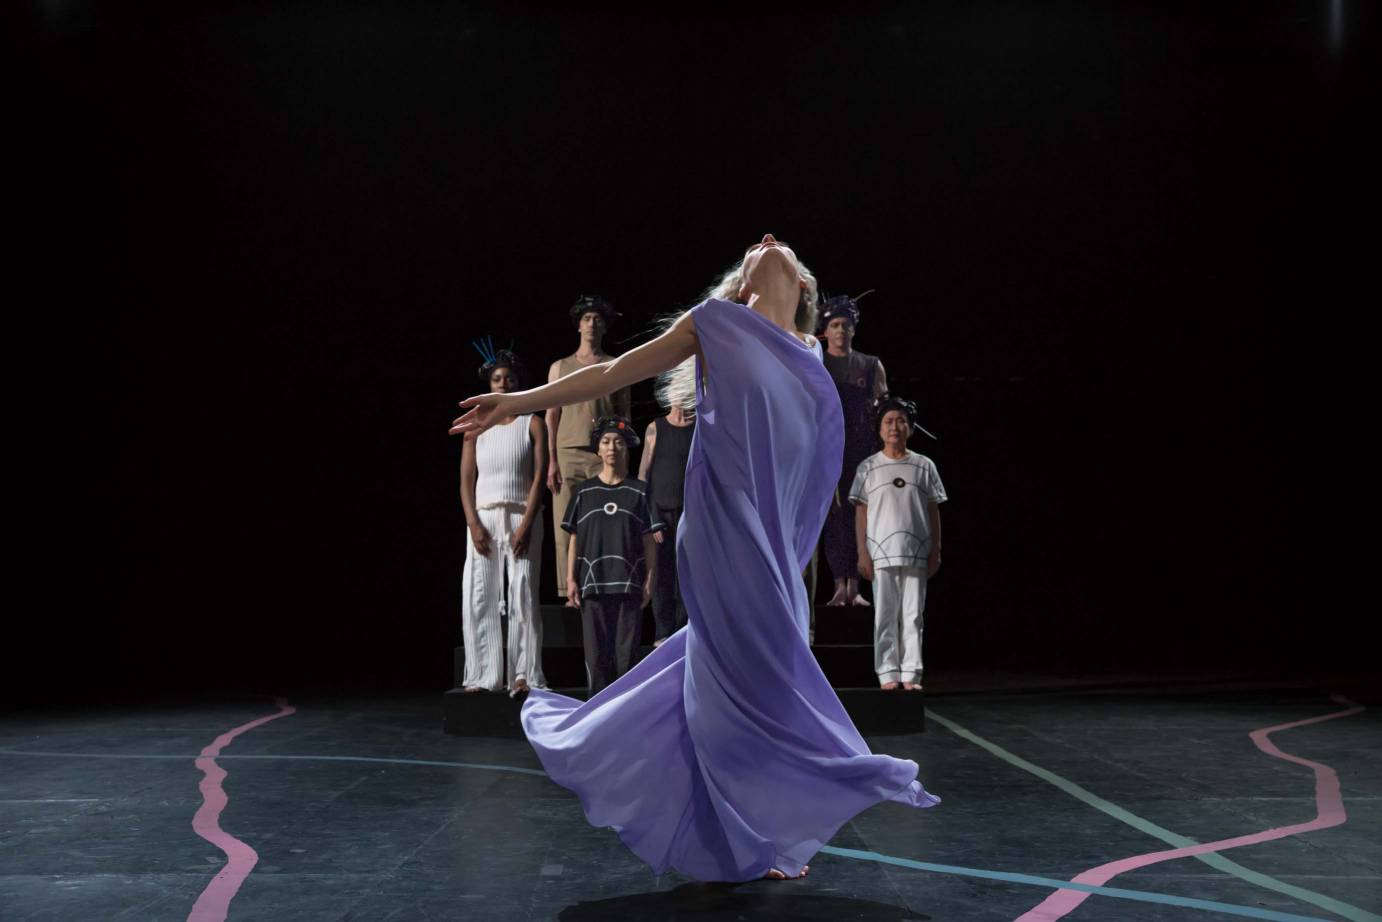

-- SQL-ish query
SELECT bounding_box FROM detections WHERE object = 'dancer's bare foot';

[764,864,810,880]
[881,681,901,691]
[462,686,486,694]
[512,678,530,694]
[903,682,923,691]
[849,594,870,606]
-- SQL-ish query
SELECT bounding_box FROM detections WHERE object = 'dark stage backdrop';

[31,2,1372,699]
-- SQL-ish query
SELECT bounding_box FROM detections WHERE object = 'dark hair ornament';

[569,295,621,328]
[472,335,527,384]
[872,392,939,441]
[588,414,641,451]
[818,289,875,333]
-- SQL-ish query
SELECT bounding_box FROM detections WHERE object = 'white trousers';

[461,505,546,690]
[873,564,927,685]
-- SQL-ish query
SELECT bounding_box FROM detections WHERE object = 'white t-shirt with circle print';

[848,450,947,569]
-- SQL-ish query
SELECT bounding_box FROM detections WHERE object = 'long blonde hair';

[656,247,821,410]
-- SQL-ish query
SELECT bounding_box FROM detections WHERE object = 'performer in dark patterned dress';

[819,293,888,606]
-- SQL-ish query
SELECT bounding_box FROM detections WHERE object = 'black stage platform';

[452,604,895,688]
[444,604,929,737]
[3,678,1379,921]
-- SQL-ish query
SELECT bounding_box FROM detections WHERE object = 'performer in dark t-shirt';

[562,416,663,694]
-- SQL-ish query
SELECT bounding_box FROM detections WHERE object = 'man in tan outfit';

[547,296,632,600]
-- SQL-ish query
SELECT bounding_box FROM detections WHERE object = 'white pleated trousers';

[461,505,546,690]
[873,564,927,685]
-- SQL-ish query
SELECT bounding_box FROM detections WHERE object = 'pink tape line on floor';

[1015,695,1365,922]
[187,698,296,922]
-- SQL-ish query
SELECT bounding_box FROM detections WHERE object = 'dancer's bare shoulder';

[665,307,698,345]
[666,308,708,382]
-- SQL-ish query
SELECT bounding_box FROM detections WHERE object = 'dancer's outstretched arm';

[451,312,697,438]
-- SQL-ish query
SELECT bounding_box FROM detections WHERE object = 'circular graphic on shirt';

[857,377,867,387]
[603,502,618,515]
[892,477,906,488]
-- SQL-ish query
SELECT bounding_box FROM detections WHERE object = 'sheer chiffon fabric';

[522,298,938,881]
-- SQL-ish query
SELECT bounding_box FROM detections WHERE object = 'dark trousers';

[822,479,859,581]
[580,593,642,695]
[651,508,687,640]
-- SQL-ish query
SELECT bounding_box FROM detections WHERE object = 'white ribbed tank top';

[475,414,534,508]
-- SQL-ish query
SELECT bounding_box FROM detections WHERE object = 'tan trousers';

[551,447,603,592]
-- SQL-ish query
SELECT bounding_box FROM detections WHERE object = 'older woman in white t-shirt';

[459,347,548,694]
[849,394,946,691]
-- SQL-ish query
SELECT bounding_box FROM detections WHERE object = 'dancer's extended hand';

[450,393,511,439]
[547,459,563,494]
[566,578,581,608]
[927,547,941,577]
[857,555,874,581]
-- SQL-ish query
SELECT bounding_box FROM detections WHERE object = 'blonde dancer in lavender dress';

[451,236,939,882]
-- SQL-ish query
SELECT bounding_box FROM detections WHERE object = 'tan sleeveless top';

[554,354,632,448]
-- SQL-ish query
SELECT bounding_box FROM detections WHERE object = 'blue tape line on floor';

[0,747,1339,920]
[819,846,1329,922]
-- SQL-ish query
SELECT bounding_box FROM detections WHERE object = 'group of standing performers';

[451,235,941,882]
[459,285,944,699]
[459,296,695,697]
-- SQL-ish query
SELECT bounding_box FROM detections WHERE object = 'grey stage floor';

[2,680,1379,921]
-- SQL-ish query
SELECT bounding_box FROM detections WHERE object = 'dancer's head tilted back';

[655,235,821,412]
[701,234,820,334]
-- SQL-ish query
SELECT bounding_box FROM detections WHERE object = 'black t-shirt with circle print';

[561,476,664,598]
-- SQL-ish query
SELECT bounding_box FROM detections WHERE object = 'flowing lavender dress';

[521,298,939,881]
